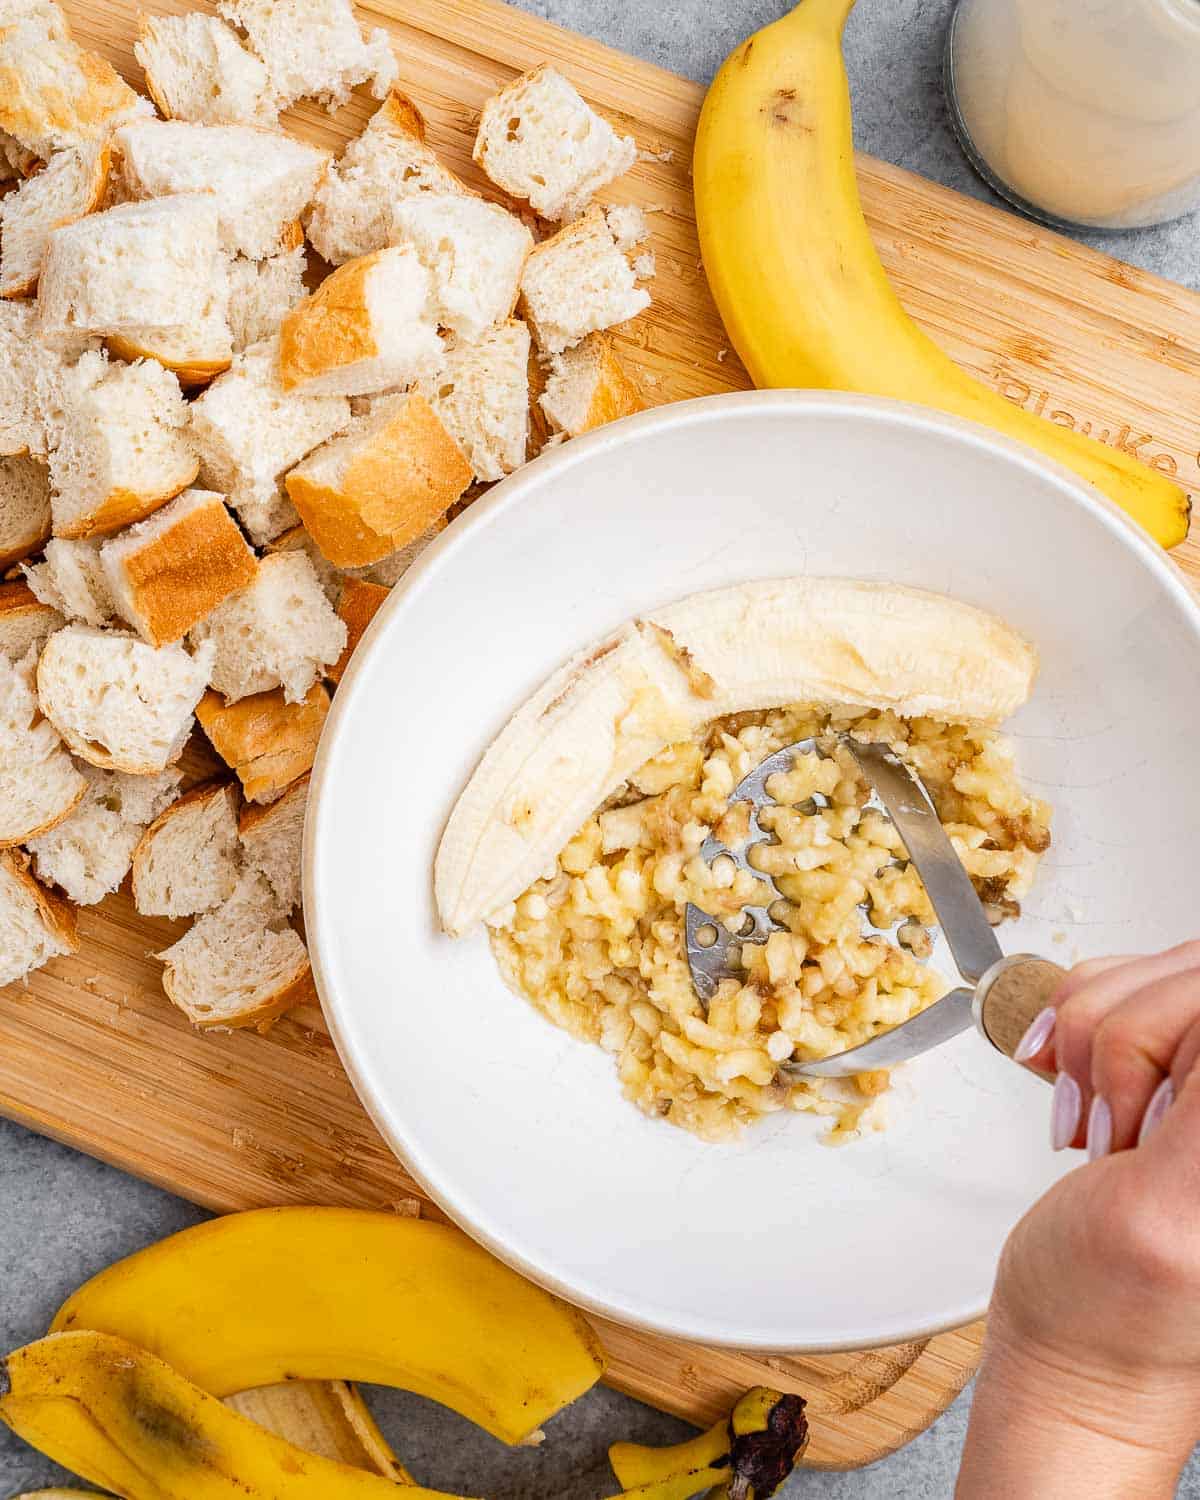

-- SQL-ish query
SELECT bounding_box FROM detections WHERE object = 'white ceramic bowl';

[307,392,1200,1352]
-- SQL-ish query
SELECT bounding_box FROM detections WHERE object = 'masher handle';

[975,955,1068,1080]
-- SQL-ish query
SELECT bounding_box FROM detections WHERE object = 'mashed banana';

[490,704,1051,1142]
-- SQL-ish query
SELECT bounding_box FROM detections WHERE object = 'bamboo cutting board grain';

[5,0,1200,1473]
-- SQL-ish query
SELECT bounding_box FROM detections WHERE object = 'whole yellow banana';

[51,1207,604,1445]
[694,0,1191,548]
[0,1331,474,1500]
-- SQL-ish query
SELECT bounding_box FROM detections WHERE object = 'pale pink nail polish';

[1139,1077,1175,1146]
[1051,1072,1082,1151]
[1087,1095,1113,1162]
[1014,1006,1056,1064]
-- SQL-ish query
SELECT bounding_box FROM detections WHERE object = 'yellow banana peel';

[51,1207,605,1445]
[693,0,1191,548]
[609,1386,809,1499]
[0,1331,476,1500]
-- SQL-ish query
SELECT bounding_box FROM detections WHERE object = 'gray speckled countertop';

[3,2,1198,1496]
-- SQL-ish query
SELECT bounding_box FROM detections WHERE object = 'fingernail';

[1051,1072,1082,1151]
[1087,1094,1113,1162]
[1014,1006,1057,1064]
[1139,1077,1175,1146]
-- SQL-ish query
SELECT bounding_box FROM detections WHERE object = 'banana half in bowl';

[308,391,1200,1351]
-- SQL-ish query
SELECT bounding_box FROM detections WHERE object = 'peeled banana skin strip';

[435,576,1037,936]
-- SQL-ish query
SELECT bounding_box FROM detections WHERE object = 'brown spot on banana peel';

[0,1357,9,1400]
[764,88,811,131]
[727,1393,809,1498]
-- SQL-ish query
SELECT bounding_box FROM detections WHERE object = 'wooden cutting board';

[6,0,1200,1476]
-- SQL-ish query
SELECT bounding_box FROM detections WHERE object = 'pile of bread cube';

[0,0,654,1026]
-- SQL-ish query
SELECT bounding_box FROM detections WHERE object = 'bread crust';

[327,577,387,683]
[0,142,111,299]
[106,332,232,388]
[576,332,644,432]
[55,467,201,541]
[196,682,329,804]
[0,43,142,162]
[238,767,308,837]
[3,846,79,957]
[108,494,257,645]
[286,393,471,567]
[0,768,86,848]
[0,579,60,638]
[130,777,237,907]
[277,252,380,393]
[160,943,315,1032]
[378,89,427,142]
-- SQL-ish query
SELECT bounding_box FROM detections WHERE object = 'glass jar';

[945,0,1200,229]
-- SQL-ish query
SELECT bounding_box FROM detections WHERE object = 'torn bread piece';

[100,488,258,646]
[196,681,329,804]
[327,577,386,685]
[28,761,182,904]
[0,142,110,298]
[189,335,349,545]
[238,770,306,910]
[132,779,241,918]
[0,300,70,458]
[391,193,532,344]
[0,0,69,42]
[226,247,307,352]
[285,392,471,567]
[474,65,637,221]
[279,246,441,398]
[217,0,396,111]
[519,206,650,355]
[0,848,78,987]
[157,868,314,1030]
[539,330,644,437]
[116,120,328,260]
[22,537,115,627]
[0,643,86,847]
[37,624,215,773]
[134,12,276,127]
[0,579,63,660]
[0,28,151,165]
[267,523,340,602]
[417,320,529,482]
[305,90,468,266]
[44,351,199,539]
[0,453,51,566]
[39,195,231,360]
[190,550,346,704]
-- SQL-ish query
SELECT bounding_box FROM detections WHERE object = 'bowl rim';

[305,389,1200,1350]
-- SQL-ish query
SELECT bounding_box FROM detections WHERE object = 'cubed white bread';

[189,335,349,544]
[305,91,468,266]
[417,321,529,482]
[0,453,50,566]
[0,142,110,298]
[38,195,230,352]
[0,29,151,164]
[267,523,341,602]
[115,120,328,261]
[539,330,644,437]
[285,392,471,568]
[0,300,68,458]
[604,203,650,253]
[218,0,396,111]
[227,247,307,352]
[0,748,86,846]
[238,769,305,909]
[22,537,115,626]
[473,65,637,221]
[156,867,313,1029]
[519,205,650,355]
[391,194,532,345]
[190,550,346,704]
[37,625,215,773]
[132,779,241,918]
[196,681,328,804]
[0,848,78,987]
[134,12,276,127]
[27,760,182,904]
[343,516,446,586]
[100,488,258,646]
[0,580,63,659]
[326,577,385,685]
[106,308,236,389]
[0,0,69,41]
[44,351,199,540]
[279,247,441,398]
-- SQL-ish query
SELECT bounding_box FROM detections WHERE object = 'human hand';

[958,943,1200,1498]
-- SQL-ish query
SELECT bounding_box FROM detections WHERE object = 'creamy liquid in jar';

[946,0,1200,228]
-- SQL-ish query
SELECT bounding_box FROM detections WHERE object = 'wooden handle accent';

[977,956,1067,1071]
